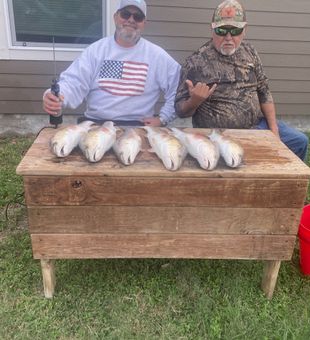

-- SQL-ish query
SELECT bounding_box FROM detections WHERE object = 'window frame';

[2,0,117,61]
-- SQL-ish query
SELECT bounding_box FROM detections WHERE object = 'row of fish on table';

[50,120,244,171]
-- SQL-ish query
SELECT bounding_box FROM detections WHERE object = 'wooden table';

[16,128,310,298]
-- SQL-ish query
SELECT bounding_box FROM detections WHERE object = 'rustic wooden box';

[16,128,310,298]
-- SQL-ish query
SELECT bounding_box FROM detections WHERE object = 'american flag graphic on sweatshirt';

[98,60,149,96]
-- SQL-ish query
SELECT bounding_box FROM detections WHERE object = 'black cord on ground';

[3,191,25,222]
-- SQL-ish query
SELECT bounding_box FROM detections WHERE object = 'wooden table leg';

[261,260,281,299]
[40,259,56,298]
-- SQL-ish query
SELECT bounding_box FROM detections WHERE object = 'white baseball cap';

[118,0,147,17]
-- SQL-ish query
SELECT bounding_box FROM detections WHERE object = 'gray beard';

[116,27,141,45]
[220,47,236,56]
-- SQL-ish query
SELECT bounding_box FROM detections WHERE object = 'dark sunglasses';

[214,27,244,37]
[119,8,145,23]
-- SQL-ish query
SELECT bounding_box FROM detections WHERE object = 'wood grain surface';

[17,127,310,299]
[31,233,296,260]
[16,127,310,178]
[17,127,310,263]
[27,206,302,235]
[23,176,308,208]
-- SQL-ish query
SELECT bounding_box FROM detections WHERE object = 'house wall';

[1,0,310,135]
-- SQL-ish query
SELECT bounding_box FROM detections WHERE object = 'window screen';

[8,0,105,46]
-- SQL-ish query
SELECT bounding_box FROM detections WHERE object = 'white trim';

[3,0,12,48]
[0,0,115,61]
[107,0,117,35]
[0,0,9,59]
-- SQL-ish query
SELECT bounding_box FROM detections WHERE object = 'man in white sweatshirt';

[43,0,180,127]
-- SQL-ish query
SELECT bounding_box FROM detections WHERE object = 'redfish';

[143,127,187,171]
[113,128,142,165]
[171,128,219,170]
[209,130,244,168]
[79,121,116,162]
[50,120,94,157]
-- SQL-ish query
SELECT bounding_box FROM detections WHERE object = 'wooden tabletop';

[16,127,310,179]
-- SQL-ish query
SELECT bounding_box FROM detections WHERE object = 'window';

[7,0,106,47]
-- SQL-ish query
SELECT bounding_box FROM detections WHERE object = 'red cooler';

[298,204,310,275]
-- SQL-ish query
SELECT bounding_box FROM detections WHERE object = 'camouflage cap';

[212,0,247,29]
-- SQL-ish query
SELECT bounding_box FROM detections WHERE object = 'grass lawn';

[1,134,310,339]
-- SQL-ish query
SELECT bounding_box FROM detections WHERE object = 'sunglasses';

[119,9,145,23]
[214,27,244,37]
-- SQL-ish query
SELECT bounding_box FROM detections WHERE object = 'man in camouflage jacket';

[175,0,308,160]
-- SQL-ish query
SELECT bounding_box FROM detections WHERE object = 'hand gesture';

[186,80,217,106]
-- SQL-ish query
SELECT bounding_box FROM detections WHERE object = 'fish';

[171,128,219,170]
[209,129,244,168]
[50,120,94,157]
[79,121,117,162]
[143,127,187,171]
[113,128,142,165]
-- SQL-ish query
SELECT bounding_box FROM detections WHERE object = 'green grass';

[1,134,310,339]
[0,137,34,231]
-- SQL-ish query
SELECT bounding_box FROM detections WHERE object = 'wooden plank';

[148,7,310,28]
[0,101,84,115]
[23,176,308,208]
[0,60,70,75]
[0,74,53,88]
[147,0,310,14]
[0,88,47,101]
[276,104,310,116]
[16,129,310,178]
[269,81,310,94]
[145,22,310,42]
[273,93,310,105]
[260,55,310,69]
[148,36,310,56]
[251,40,310,56]
[31,234,296,260]
[28,206,302,235]
[263,67,310,81]
[40,259,56,298]
[261,260,281,299]
[247,26,310,43]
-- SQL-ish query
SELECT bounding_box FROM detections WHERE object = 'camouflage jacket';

[174,40,273,128]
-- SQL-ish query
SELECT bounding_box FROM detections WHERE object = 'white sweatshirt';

[58,35,181,123]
